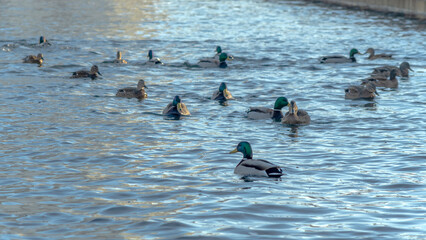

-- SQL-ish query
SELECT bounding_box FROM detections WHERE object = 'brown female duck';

[364,48,392,60]
[116,79,147,99]
[71,65,102,80]
[345,82,379,100]
[23,53,43,65]
[282,100,310,125]
[362,69,398,88]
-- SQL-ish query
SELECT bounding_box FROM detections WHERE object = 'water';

[1,0,425,239]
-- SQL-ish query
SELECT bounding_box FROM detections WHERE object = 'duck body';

[247,97,289,121]
[319,48,361,63]
[23,53,43,65]
[198,52,231,68]
[362,69,398,88]
[282,100,310,125]
[212,82,234,101]
[365,48,392,60]
[230,142,283,178]
[71,65,102,80]
[162,96,190,117]
[116,79,147,99]
[371,62,412,78]
[345,82,379,100]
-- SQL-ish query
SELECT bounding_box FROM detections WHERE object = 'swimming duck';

[116,79,148,99]
[39,36,51,46]
[162,95,190,116]
[114,51,128,64]
[230,141,283,178]
[371,62,413,78]
[362,69,398,88]
[247,97,290,121]
[318,48,362,63]
[71,65,102,80]
[212,82,234,101]
[198,53,232,68]
[364,48,392,60]
[23,53,44,65]
[146,50,163,65]
[282,100,311,125]
[345,82,379,100]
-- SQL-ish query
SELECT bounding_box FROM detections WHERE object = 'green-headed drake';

[212,82,234,101]
[116,79,147,99]
[371,62,413,78]
[39,36,51,46]
[319,48,362,63]
[147,50,163,65]
[362,69,398,88]
[213,46,223,59]
[365,48,392,60]
[23,53,43,65]
[71,65,102,80]
[345,82,379,100]
[198,52,233,68]
[282,100,311,125]
[162,95,190,116]
[230,141,283,178]
[247,97,290,121]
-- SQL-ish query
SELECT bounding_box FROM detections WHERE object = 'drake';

[116,79,147,99]
[371,62,413,78]
[247,97,289,121]
[212,82,234,101]
[282,100,311,125]
[162,96,190,116]
[146,50,163,65]
[362,69,398,88]
[23,53,43,65]
[71,65,102,80]
[364,48,392,60]
[198,52,233,68]
[230,141,283,178]
[319,48,362,63]
[39,36,51,46]
[345,82,379,100]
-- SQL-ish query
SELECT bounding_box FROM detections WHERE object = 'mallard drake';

[198,53,232,68]
[247,97,290,121]
[319,48,362,63]
[146,50,163,65]
[23,53,43,65]
[282,100,311,125]
[39,36,51,46]
[345,82,379,100]
[365,48,392,60]
[71,65,102,80]
[162,95,190,116]
[116,79,147,99]
[362,69,398,88]
[212,82,234,101]
[371,62,413,78]
[230,141,283,178]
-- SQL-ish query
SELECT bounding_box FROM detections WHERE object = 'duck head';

[229,141,253,159]
[364,48,374,55]
[216,46,222,54]
[39,36,46,44]
[289,100,299,115]
[172,95,190,116]
[91,65,102,75]
[274,97,290,110]
[147,50,153,60]
[117,51,123,60]
[365,83,379,96]
[400,62,413,71]
[137,79,147,90]
[37,53,44,60]
[349,48,362,57]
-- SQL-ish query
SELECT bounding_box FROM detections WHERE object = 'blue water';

[0,0,425,239]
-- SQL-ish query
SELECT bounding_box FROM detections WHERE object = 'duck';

[212,82,234,101]
[39,36,51,46]
[362,69,398,88]
[230,141,283,178]
[345,82,379,100]
[71,65,102,80]
[162,95,190,116]
[116,79,147,99]
[318,48,362,63]
[247,97,290,121]
[213,46,223,59]
[23,53,44,65]
[371,62,413,78]
[282,100,311,125]
[198,52,233,68]
[146,50,163,65]
[114,51,128,64]
[364,48,392,60]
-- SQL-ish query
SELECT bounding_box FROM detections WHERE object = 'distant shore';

[311,0,426,19]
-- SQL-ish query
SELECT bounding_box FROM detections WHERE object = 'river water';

[0,0,425,239]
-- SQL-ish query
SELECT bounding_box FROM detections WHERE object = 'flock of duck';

[22,36,414,179]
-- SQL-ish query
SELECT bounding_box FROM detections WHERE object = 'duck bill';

[97,71,102,76]
[177,103,190,116]
[223,89,233,99]
[408,67,413,72]
[375,90,379,96]
[229,148,238,154]
[227,55,234,61]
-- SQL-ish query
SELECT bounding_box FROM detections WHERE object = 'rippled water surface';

[1,0,425,239]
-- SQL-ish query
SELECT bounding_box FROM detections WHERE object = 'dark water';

[1,0,425,239]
